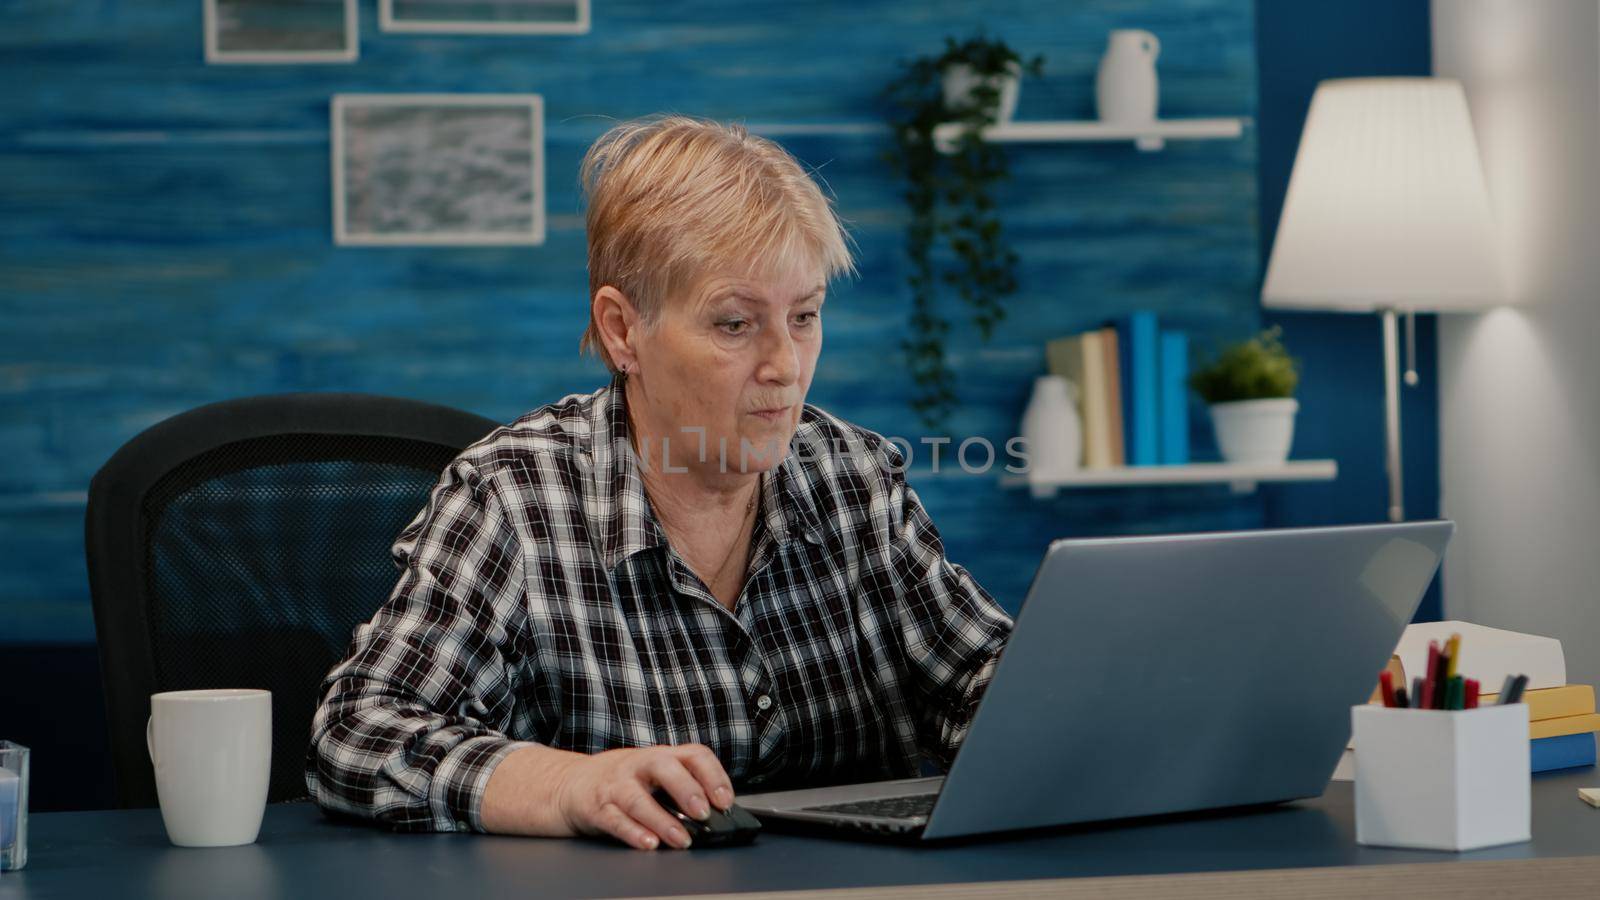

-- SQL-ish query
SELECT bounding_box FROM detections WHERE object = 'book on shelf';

[1099,327,1126,467]
[1046,316,1193,473]
[1046,332,1113,469]
[1118,312,1160,466]
[1158,330,1189,465]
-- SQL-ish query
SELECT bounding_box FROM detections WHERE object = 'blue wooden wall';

[1,0,1266,643]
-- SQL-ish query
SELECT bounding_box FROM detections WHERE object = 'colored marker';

[1434,649,1451,709]
[1502,674,1529,705]
[1422,641,1440,709]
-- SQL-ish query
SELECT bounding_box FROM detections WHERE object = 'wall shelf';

[1000,459,1338,498]
[934,117,1247,152]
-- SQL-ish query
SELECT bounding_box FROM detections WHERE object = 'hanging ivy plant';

[882,34,1044,428]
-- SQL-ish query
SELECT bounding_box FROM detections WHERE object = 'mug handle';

[1144,32,1161,61]
[146,715,156,766]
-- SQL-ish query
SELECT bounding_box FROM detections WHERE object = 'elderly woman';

[307,115,1013,851]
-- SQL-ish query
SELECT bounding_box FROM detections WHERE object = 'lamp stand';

[1381,308,1404,522]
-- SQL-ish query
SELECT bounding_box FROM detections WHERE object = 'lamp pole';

[1381,308,1404,522]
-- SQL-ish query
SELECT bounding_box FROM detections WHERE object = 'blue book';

[1119,312,1160,466]
[1159,330,1189,465]
[1531,732,1597,773]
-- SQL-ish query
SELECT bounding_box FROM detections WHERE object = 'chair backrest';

[85,393,501,808]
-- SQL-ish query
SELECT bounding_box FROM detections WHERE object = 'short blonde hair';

[578,115,858,371]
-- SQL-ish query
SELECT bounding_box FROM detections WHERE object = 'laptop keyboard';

[803,793,938,819]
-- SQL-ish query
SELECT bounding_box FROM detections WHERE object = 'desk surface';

[4,771,1599,899]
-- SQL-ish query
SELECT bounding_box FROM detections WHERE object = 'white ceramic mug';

[146,689,272,848]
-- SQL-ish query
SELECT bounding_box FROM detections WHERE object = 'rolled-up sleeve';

[306,459,537,832]
[885,465,1013,766]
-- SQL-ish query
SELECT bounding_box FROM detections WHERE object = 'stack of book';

[1394,621,1597,772]
[1488,684,1598,771]
[1044,311,1188,469]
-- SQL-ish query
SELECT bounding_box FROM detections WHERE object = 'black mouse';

[651,789,761,847]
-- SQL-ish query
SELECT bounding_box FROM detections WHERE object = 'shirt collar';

[589,373,824,574]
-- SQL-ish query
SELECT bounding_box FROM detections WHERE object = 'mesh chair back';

[86,394,500,808]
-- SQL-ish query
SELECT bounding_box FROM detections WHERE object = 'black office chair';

[85,393,501,808]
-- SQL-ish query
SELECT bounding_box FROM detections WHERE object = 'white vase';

[1096,29,1161,124]
[1021,375,1083,493]
[942,60,1022,123]
[1209,398,1298,464]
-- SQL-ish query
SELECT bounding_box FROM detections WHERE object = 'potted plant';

[1188,326,1302,465]
[940,44,1025,125]
[882,34,1044,428]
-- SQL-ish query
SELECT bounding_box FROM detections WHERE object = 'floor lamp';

[1262,78,1503,523]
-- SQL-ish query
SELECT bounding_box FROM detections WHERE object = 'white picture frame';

[203,0,359,64]
[331,94,546,247]
[379,0,590,35]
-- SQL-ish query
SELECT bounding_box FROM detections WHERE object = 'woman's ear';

[592,285,640,372]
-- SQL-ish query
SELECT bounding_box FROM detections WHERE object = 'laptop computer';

[737,521,1455,841]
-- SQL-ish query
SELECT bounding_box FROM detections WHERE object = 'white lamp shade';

[1262,78,1503,312]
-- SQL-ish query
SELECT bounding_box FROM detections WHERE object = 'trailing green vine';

[882,34,1044,428]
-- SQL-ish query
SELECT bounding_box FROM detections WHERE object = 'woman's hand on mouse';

[556,743,736,850]
[483,741,736,849]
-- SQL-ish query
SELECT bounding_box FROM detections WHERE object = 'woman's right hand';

[552,743,736,850]
[481,741,736,848]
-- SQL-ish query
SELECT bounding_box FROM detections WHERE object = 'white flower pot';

[1209,398,1298,465]
[1020,375,1083,491]
[942,61,1022,123]
[1096,29,1161,124]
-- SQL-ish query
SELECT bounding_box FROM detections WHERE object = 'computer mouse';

[651,789,761,847]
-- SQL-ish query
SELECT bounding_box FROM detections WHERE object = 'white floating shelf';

[1000,459,1337,498]
[934,117,1247,153]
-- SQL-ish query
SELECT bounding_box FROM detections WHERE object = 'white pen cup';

[1352,702,1530,852]
[147,689,272,848]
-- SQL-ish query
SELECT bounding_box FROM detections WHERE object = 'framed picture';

[203,0,358,64]
[379,0,590,35]
[331,94,546,247]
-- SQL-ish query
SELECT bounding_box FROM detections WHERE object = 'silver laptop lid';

[923,521,1453,840]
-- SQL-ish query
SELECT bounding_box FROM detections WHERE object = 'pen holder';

[1352,703,1530,852]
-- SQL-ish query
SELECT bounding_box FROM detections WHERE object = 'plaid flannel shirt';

[306,375,1013,832]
